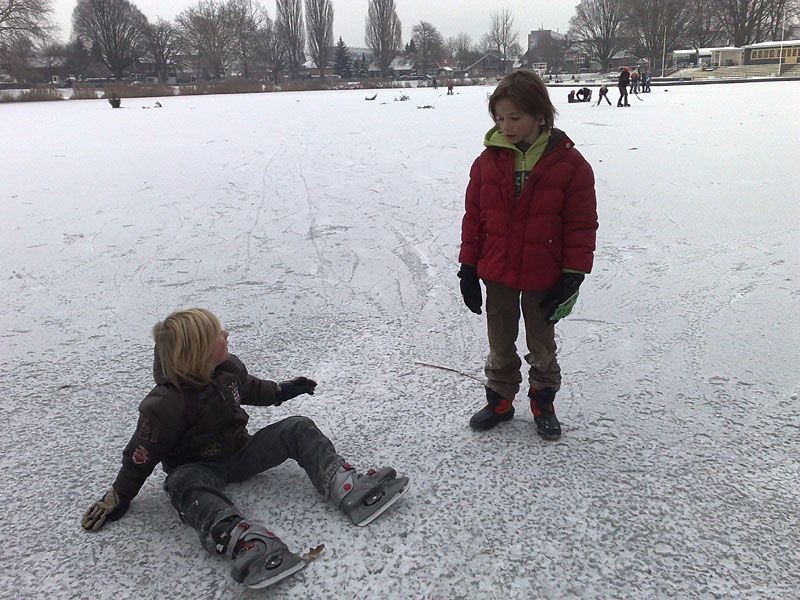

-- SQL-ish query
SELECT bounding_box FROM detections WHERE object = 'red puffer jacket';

[459,128,597,290]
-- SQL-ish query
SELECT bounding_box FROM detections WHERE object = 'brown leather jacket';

[112,354,279,499]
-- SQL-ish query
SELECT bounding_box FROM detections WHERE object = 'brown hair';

[488,69,557,131]
[152,308,221,388]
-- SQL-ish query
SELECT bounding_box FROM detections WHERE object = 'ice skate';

[226,521,306,589]
[329,463,409,526]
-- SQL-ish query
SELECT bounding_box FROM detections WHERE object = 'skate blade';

[246,558,307,590]
[355,479,410,527]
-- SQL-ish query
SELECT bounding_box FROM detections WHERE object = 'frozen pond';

[1,80,799,599]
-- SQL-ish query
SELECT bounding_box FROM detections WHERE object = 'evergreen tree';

[333,36,352,78]
[352,51,367,77]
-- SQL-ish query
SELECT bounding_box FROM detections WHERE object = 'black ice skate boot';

[529,387,561,440]
[216,519,306,589]
[329,463,409,526]
[469,387,514,430]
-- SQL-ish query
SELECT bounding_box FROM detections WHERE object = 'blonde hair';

[152,308,221,388]
[488,69,557,131]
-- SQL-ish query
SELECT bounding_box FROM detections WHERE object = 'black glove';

[540,272,585,323]
[276,376,317,405]
[458,263,482,315]
[82,488,131,531]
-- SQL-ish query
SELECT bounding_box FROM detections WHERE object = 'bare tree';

[758,0,800,40]
[711,0,800,45]
[177,0,232,79]
[713,0,768,45]
[0,0,54,59]
[624,0,691,69]
[683,0,724,48]
[411,21,444,77]
[486,7,518,73]
[223,0,265,79]
[305,0,333,80]
[40,40,65,75]
[72,0,148,79]
[144,18,183,83]
[252,15,285,82]
[3,36,36,81]
[365,0,401,78]
[447,32,473,71]
[568,0,627,72]
[276,0,304,79]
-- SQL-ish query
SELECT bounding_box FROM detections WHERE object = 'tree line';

[1,0,798,84]
[569,0,799,72]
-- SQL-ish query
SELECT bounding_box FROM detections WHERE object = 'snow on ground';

[1,81,798,599]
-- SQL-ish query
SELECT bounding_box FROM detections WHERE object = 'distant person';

[447,83,454,95]
[630,68,640,94]
[618,67,630,107]
[576,87,592,102]
[595,84,611,105]
[458,69,598,440]
[643,71,652,92]
[81,308,409,589]
[568,89,576,103]
[432,77,438,90]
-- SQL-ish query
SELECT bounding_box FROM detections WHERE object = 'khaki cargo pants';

[483,280,561,399]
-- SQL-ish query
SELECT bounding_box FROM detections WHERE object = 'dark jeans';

[164,416,344,553]
[618,85,628,106]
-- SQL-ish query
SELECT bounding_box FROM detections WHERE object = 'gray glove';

[82,488,131,531]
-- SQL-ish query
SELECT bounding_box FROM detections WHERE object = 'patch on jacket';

[199,442,222,457]
[137,419,159,443]
[229,383,240,404]
[132,446,150,464]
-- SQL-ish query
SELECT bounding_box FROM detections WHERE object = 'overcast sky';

[51,0,579,47]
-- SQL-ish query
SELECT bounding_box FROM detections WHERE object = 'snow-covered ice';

[1,81,798,599]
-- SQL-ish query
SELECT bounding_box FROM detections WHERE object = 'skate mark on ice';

[232,148,278,273]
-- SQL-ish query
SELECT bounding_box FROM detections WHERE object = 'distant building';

[367,55,413,78]
[464,53,505,78]
[672,47,743,67]
[527,29,566,52]
[744,39,800,66]
[523,29,569,73]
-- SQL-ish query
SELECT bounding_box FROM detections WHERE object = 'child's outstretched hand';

[276,377,317,405]
[82,488,131,531]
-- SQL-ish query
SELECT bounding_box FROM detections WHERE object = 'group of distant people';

[431,77,455,95]
[567,88,592,103]
[616,66,652,106]
[565,66,653,108]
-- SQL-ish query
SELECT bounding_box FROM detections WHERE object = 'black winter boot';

[469,387,514,430]
[529,388,561,440]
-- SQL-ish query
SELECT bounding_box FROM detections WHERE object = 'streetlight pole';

[661,25,667,77]
[777,9,786,77]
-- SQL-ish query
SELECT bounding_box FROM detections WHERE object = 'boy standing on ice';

[457,70,597,440]
[82,308,408,589]
[618,67,631,106]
